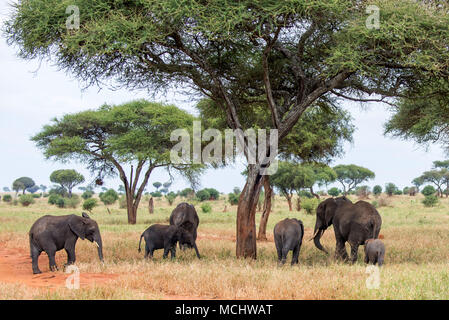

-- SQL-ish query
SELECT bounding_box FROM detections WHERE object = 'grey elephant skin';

[274,218,304,265]
[169,202,199,250]
[312,196,382,263]
[364,239,385,266]
[138,224,201,259]
[29,212,104,274]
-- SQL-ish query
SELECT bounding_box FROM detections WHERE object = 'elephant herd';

[27,197,384,274]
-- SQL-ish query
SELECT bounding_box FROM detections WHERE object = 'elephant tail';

[138,233,144,253]
[299,221,304,244]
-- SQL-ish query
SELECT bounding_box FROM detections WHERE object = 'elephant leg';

[30,245,42,274]
[291,244,300,266]
[349,242,359,264]
[46,248,58,271]
[335,238,348,261]
[144,244,150,259]
[275,240,282,263]
[281,247,289,265]
[364,253,369,264]
[170,246,176,259]
[163,247,170,259]
[64,248,76,266]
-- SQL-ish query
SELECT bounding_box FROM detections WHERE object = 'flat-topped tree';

[31,100,200,224]
[6,0,449,258]
[50,169,85,198]
[333,164,375,195]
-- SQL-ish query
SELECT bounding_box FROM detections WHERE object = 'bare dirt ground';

[0,246,118,290]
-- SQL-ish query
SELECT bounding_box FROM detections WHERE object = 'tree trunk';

[286,195,292,211]
[126,191,137,224]
[257,176,272,241]
[295,196,301,211]
[236,165,263,259]
[310,187,320,199]
[148,197,154,214]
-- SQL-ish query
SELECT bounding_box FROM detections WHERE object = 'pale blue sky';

[0,1,446,194]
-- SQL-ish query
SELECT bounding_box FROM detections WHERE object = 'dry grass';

[1,193,449,299]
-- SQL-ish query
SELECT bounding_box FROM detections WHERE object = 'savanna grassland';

[0,193,449,300]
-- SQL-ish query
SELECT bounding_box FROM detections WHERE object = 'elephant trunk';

[312,226,328,254]
[94,233,104,262]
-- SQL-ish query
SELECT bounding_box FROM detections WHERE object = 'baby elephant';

[274,218,304,265]
[138,224,201,260]
[364,239,385,266]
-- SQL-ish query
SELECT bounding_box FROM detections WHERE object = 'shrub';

[196,189,211,202]
[394,189,403,195]
[32,193,41,199]
[150,191,162,198]
[356,185,370,199]
[298,190,313,199]
[49,186,68,197]
[371,200,378,208]
[421,185,436,196]
[328,187,340,197]
[81,190,94,200]
[99,189,119,205]
[19,194,35,207]
[165,192,177,205]
[301,198,320,215]
[422,195,439,207]
[64,195,81,208]
[179,188,194,198]
[205,188,220,200]
[201,202,212,213]
[56,197,66,208]
[385,183,397,196]
[83,198,98,212]
[373,185,382,196]
[2,195,12,203]
[48,194,62,205]
[403,187,410,195]
[228,192,239,205]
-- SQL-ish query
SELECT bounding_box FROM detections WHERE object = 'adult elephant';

[29,212,104,274]
[312,196,381,263]
[169,202,199,250]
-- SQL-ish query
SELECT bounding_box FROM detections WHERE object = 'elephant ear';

[324,199,337,227]
[82,212,90,219]
[69,216,86,240]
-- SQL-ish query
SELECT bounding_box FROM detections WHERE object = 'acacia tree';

[50,169,85,198]
[6,0,449,258]
[12,177,35,195]
[31,100,199,224]
[333,164,375,195]
[419,170,446,197]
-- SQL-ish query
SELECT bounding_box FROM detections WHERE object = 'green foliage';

[373,185,382,196]
[201,203,212,213]
[165,192,177,205]
[18,194,34,207]
[371,200,378,208]
[12,177,35,194]
[422,195,439,207]
[48,194,61,205]
[421,185,436,197]
[82,198,98,213]
[31,193,41,199]
[179,188,194,198]
[333,165,375,194]
[81,190,94,200]
[50,169,85,197]
[56,197,66,208]
[385,183,398,197]
[228,193,239,206]
[2,195,12,203]
[328,187,340,197]
[232,187,241,195]
[49,186,68,197]
[99,189,119,206]
[403,187,410,195]
[355,185,370,198]
[301,198,320,215]
[153,182,162,190]
[150,191,162,198]
[297,190,313,199]
[26,185,40,194]
[394,189,403,195]
[64,195,81,209]
[196,189,211,202]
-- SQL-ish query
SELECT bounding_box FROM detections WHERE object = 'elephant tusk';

[94,241,100,248]
[308,229,320,241]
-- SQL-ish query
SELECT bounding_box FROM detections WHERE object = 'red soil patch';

[0,246,118,290]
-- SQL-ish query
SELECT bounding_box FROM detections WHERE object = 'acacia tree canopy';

[32,100,201,224]
[333,164,375,194]
[6,0,449,258]
[50,169,85,198]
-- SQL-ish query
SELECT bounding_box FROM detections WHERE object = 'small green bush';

[56,197,66,208]
[228,192,239,205]
[19,194,35,207]
[2,195,12,202]
[373,185,382,196]
[32,193,41,199]
[371,200,378,208]
[421,185,436,197]
[81,190,94,200]
[99,189,119,205]
[83,198,98,212]
[48,194,61,205]
[422,195,439,207]
[165,192,177,205]
[64,195,81,208]
[201,202,212,213]
[301,198,320,215]
[328,187,340,197]
[196,189,211,202]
